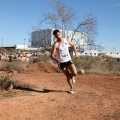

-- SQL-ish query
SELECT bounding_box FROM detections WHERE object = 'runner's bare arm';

[50,44,60,63]
[67,39,78,58]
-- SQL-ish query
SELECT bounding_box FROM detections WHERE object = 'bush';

[30,54,51,63]
[72,56,97,70]
[0,73,13,90]
[1,61,28,72]
[72,56,120,75]
[0,72,34,91]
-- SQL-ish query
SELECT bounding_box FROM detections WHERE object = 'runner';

[51,29,78,94]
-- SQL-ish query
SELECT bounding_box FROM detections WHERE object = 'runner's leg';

[67,64,77,76]
[62,68,73,88]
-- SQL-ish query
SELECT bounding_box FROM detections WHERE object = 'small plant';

[0,72,34,91]
[0,73,13,90]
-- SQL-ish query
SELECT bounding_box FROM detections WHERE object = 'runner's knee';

[73,72,77,76]
[66,75,71,80]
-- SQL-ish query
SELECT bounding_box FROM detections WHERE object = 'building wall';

[15,45,28,50]
[31,28,87,48]
[77,50,99,57]
[105,52,120,58]
[31,29,52,47]
[77,51,120,58]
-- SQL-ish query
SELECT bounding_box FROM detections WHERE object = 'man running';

[51,29,78,94]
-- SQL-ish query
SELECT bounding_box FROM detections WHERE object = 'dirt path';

[0,72,120,120]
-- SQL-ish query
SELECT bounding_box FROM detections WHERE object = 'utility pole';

[24,38,25,50]
[1,38,3,48]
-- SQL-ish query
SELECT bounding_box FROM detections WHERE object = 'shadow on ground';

[15,86,68,93]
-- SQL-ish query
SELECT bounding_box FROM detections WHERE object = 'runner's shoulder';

[66,38,71,43]
[54,40,58,45]
[52,41,58,48]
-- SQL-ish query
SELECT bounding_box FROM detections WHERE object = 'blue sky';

[0,0,120,52]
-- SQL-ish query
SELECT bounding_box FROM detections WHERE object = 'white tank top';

[55,38,71,63]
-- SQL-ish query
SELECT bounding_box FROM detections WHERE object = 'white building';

[15,45,28,50]
[77,50,99,57]
[105,52,120,58]
[15,45,43,51]
[31,28,87,48]
[77,51,120,58]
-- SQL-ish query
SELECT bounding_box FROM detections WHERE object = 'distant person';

[51,29,78,94]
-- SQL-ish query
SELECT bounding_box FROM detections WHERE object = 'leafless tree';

[32,1,103,52]
[44,1,77,37]
[71,13,100,51]
[73,13,97,44]
[43,13,59,29]
[43,2,98,45]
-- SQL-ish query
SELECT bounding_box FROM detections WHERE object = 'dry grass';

[30,54,51,63]
[1,54,120,76]
[1,61,28,72]
[0,73,13,90]
[72,56,120,76]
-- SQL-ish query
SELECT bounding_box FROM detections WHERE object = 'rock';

[6,81,14,91]
[78,70,85,75]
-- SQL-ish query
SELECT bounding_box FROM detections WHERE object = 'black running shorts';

[58,60,73,70]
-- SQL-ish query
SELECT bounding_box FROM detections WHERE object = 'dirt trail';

[0,71,120,120]
[27,62,59,73]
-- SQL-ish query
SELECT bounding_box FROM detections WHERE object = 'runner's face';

[54,32,62,39]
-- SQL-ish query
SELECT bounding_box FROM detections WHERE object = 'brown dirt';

[27,62,59,73]
[0,63,120,120]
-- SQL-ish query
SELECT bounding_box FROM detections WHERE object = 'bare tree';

[32,1,103,53]
[43,2,98,45]
[71,13,100,52]
[73,13,97,44]
[43,13,59,29]
[44,1,77,37]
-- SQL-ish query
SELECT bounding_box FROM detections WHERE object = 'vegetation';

[72,56,120,76]
[0,72,35,92]
[0,73,13,90]
[31,54,51,63]
[0,47,120,76]
[1,61,28,72]
[29,54,120,76]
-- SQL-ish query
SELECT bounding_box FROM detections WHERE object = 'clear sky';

[0,0,120,52]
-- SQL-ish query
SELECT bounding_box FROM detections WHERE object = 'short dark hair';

[53,29,60,35]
